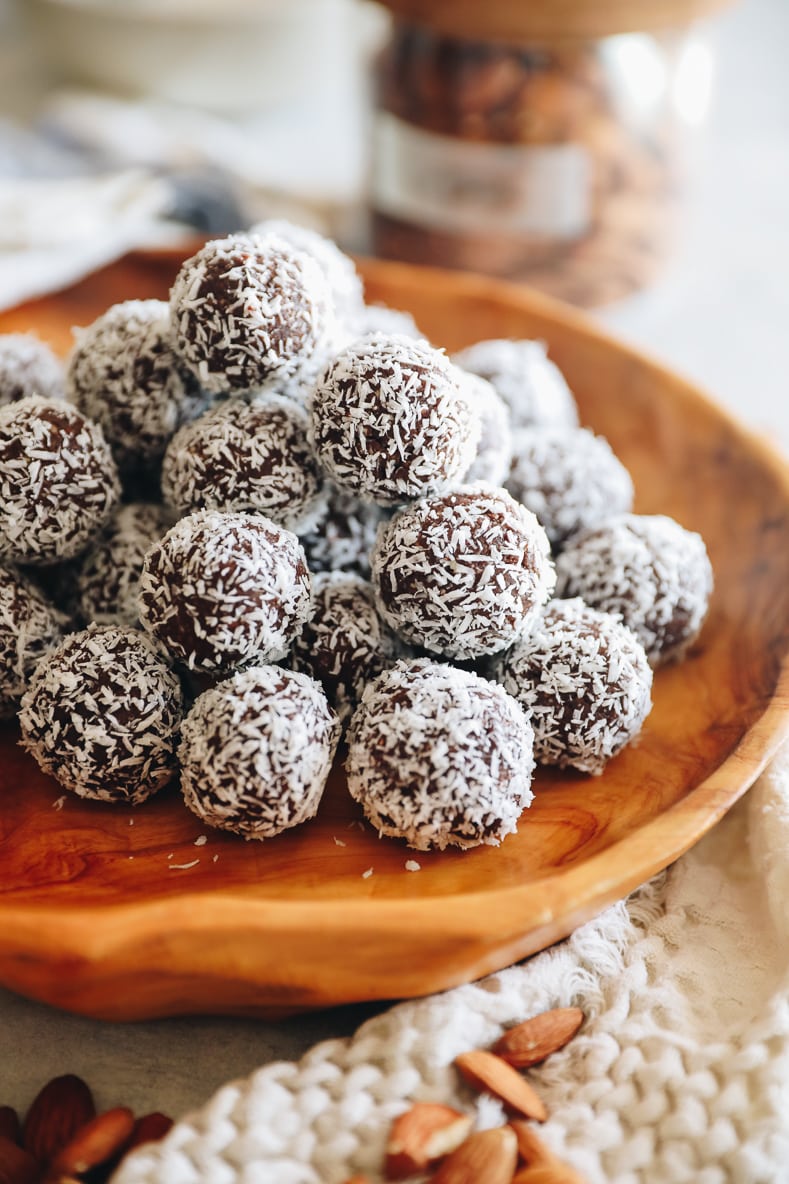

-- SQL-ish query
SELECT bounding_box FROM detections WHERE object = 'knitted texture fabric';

[113,745,789,1184]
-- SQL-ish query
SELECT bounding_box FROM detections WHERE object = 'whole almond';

[46,1107,134,1179]
[493,1010,584,1070]
[0,1112,20,1148]
[0,1134,40,1184]
[512,1164,590,1184]
[124,1113,174,1154]
[454,1051,548,1122]
[22,1075,95,1165]
[431,1127,518,1184]
[510,1122,590,1183]
[385,1103,473,1179]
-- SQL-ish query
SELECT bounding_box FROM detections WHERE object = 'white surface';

[0,0,788,1128]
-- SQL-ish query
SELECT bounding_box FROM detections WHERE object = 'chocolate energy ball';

[67,300,211,475]
[161,393,327,534]
[555,513,714,666]
[18,624,184,804]
[452,339,579,431]
[169,232,330,395]
[459,372,512,487]
[346,658,535,851]
[506,427,634,549]
[0,564,67,717]
[370,484,555,660]
[250,218,364,327]
[0,333,64,404]
[350,303,422,340]
[289,572,405,722]
[0,396,120,566]
[179,665,341,839]
[77,502,173,628]
[138,509,312,673]
[309,333,480,506]
[492,599,653,775]
[299,482,387,580]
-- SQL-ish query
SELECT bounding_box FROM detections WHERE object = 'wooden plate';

[1,251,788,1021]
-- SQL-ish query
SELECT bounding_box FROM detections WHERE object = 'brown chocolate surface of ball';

[0,396,120,565]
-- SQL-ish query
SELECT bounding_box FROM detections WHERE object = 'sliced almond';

[385,1103,473,1179]
[431,1127,518,1184]
[46,1106,135,1179]
[0,1134,40,1184]
[454,1051,547,1122]
[493,1010,584,1070]
[22,1074,95,1165]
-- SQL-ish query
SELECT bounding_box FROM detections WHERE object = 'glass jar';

[370,5,721,306]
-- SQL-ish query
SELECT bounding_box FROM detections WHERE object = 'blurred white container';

[26,0,357,114]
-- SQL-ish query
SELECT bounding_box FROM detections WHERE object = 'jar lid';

[375,0,735,41]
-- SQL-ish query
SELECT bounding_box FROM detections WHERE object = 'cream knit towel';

[113,744,789,1184]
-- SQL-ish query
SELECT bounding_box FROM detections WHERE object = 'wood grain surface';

[0,250,787,1020]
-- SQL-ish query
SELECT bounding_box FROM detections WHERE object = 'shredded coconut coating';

[458,371,513,487]
[0,564,67,717]
[453,338,579,431]
[346,658,535,851]
[0,396,120,566]
[0,333,64,405]
[350,303,422,341]
[288,572,407,723]
[161,393,327,534]
[179,665,341,839]
[249,218,364,328]
[492,598,653,775]
[309,333,480,506]
[370,484,555,660]
[138,509,312,673]
[169,233,331,395]
[66,300,212,471]
[299,483,387,580]
[18,624,184,804]
[506,427,634,549]
[555,513,714,666]
[77,503,174,628]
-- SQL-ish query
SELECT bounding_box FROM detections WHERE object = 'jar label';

[372,114,591,238]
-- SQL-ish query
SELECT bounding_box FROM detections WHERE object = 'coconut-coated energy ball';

[179,665,341,839]
[346,658,535,851]
[138,509,312,673]
[299,483,387,580]
[492,599,653,775]
[350,303,422,341]
[67,300,211,474]
[18,624,184,804]
[0,564,66,717]
[0,397,120,566]
[289,572,405,722]
[453,338,578,431]
[77,502,173,628]
[161,393,327,533]
[0,334,64,405]
[459,372,512,486]
[555,513,714,666]
[169,233,331,395]
[506,427,634,549]
[250,218,364,327]
[370,484,555,660]
[309,333,480,506]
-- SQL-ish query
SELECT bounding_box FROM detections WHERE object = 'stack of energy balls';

[0,224,713,853]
